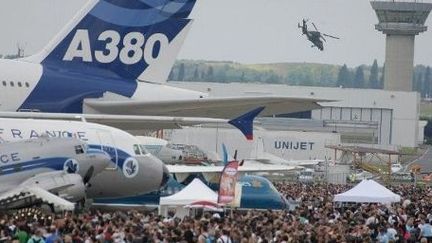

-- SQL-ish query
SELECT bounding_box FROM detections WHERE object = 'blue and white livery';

[0,0,322,119]
[0,117,170,201]
[0,136,111,210]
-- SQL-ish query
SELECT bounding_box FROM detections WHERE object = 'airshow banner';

[227,182,242,207]
[217,161,239,204]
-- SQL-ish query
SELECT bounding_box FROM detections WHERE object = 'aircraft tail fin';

[26,0,196,82]
[222,144,228,165]
[228,107,264,140]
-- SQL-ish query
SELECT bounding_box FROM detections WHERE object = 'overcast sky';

[1,0,432,67]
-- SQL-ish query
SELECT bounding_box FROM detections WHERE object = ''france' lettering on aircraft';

[0,128,87,140]
[0,153,20,163]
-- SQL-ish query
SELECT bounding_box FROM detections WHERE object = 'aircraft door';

[92,129,118,170]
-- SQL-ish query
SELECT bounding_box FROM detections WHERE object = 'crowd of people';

[0,182,432,243]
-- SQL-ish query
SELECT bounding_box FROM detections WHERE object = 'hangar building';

[168,82,421,149]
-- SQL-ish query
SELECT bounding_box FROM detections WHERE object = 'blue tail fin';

[228,107,265,140]
[28,0,196,82]
[222,144,229,165]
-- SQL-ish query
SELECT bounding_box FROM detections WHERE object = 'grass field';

[420,102,432,118]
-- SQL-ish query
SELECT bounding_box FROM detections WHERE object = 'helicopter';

[298,19,340,51]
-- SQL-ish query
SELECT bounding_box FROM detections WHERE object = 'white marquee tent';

[159,178,218,218]
[334,179,400,204]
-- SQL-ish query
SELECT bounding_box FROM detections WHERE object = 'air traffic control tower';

[371,1,432,91]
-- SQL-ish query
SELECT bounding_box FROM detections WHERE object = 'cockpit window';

[75,145,84,154]
[139,145,150,155]
[133,144,141,155]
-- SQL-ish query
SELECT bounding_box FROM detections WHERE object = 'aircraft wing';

[83,96,326,118]
[294,160,322,166]
[0,186,75,211]
[0,111,227,130]
[166,164,302,174]
[252,158,321,166]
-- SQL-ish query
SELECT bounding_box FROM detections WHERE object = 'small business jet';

[0,136,110,210]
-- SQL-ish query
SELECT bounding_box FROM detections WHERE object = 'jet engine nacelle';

[21,171,86,202]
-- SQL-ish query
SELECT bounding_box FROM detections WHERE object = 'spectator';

[27,229,45,243]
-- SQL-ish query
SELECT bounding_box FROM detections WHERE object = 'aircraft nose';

[160,164,170,188]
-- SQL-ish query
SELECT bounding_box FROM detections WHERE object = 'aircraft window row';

[2,81,30,88]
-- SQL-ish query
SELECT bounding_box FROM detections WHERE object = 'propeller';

[83,166,94,185]
[233,150,238,161]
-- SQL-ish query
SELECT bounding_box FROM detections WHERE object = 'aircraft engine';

[20,171,86,203]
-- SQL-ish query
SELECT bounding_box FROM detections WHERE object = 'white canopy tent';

[334,179,400,204]
[159,178,218,218]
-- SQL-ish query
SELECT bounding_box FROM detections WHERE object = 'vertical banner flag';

[218,160,239,204]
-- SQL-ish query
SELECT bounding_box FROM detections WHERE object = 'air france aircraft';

[0,137,111,210]
[0,118,170,201]
[0,0,323,123]
[0,107,263,206]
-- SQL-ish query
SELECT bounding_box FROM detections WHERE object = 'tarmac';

[405,146,432,172]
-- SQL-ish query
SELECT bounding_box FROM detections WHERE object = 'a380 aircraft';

[0,0,324,210]
[0,0,323,125]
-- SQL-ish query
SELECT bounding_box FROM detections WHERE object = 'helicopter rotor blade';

[312,23,319,32]
[322,33,340,39]
[320,34,326,42]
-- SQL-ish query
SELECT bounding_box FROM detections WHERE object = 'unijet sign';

[274,141,315,151]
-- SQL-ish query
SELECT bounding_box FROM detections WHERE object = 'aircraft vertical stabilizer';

[25,0,196,83]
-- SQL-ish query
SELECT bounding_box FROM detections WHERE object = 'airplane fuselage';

[0,59,205,113]
[0,137,109,194]
[0,118,169,199]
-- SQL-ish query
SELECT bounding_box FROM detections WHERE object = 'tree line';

[335,60,383,89]
[169,60,432,94]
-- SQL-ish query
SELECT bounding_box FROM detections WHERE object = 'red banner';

[217,161,239,204]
